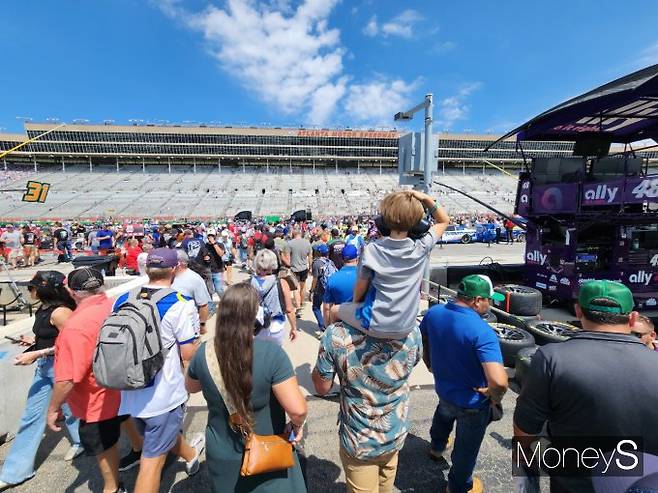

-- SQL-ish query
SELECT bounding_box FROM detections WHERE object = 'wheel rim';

[490,323,527,341]
[533,322,579,338]
[461,235,470,244]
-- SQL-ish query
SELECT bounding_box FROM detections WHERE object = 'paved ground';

[0,242,535,492]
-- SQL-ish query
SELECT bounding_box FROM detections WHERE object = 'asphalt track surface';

[0,243,548,492]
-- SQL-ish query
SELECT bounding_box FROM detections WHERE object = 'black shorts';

[294,269,309,283]
[79,414,128,456]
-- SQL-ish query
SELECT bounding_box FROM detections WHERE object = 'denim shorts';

[134,405,184,458]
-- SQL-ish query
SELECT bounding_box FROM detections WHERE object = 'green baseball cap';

[578,280,634,314]
[457,275,506,302]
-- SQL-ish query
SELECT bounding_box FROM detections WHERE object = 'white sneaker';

[64,444,84,461]
[185,433,206,476]
[0,480,14,491]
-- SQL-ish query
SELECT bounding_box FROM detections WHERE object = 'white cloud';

[363,15,378,37]
[381,9,423,39]
[636,42,658,68]
[156,0,421,125]
[345,78,420,124]
[433,40,456,54]
[437,82,482,129]
[363,9,423,39]
[157,0,345,124]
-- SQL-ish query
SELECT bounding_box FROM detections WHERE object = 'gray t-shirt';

[356,229,439,337]
[286,237,312,273]
[172,268,212,307]
[1,231,21,249]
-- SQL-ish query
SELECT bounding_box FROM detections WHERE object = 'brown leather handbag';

[205,343,295,476]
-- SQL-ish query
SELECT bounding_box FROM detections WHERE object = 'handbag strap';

[204,342,245,429]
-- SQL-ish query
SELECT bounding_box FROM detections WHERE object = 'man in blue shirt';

[96,225,114,255]
[322,244,359,328]
[420,275,508,493]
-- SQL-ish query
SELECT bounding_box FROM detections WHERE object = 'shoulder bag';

[204,343,295,476]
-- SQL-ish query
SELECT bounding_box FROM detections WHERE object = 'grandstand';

[0,122,655,219]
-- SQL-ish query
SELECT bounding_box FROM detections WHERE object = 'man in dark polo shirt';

[514,280,658,493]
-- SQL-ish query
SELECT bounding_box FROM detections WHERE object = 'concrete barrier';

[0,275,147,442]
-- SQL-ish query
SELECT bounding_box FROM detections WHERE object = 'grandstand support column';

[217,158,221,174]
[312,159,315,174]
[168,157,172,174]
[357,160,360,174]
[193,157,197,174]
[142,157,145,174]
[442,161,445,174]
[379,163,382,174]
[266,159,269,174]
[2,157,6,171]
[116,157,119,173]
[289,158,292,174]
[33,156,37,172]
[242,160,246,174]
[463,162,465,175]
[88,156,93,172]
[61,156,65,172]
[335,159,338,174]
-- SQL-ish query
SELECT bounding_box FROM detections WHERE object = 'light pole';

[394,93,434,192]
[394,94,435,295]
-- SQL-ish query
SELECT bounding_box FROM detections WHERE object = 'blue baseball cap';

[342,244,358,260]
[316,243,329,255]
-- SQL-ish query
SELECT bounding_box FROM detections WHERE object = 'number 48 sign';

[22,181,50,203]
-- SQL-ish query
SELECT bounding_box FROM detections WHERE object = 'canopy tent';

[485,64,658,150]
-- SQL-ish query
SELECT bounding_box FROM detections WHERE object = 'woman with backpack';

[185,283,307,493]
[251,249,297,345]
[0,271,82,490]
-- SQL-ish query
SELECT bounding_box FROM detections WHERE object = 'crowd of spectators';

[1,189,657,493]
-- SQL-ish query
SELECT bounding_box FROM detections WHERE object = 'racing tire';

[524,320,580,345]
[514,346,538,388]
[460,234,471,244]
[488,323,535,367]
[516,233,526,243]
[481,310,497,323]
[494,284,542,316]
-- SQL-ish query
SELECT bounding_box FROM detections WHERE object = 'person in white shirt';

[172,249,211,335]
[113,248,204,493]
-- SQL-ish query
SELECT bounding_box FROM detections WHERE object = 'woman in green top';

[186,283,308,493]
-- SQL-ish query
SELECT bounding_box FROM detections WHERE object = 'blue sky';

[2,0,658,134]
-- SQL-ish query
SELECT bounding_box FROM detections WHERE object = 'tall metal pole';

[423,93,433,193]
[421,93,433,294]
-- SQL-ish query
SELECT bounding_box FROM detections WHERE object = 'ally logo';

[527,251,547,265]
[584,184,619,203]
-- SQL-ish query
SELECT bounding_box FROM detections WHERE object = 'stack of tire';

[489,284,581,387]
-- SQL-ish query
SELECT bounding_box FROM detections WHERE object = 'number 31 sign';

[22,181,50,203]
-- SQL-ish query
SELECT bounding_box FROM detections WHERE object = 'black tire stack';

[488,323,535,367]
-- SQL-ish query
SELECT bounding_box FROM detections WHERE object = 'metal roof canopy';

[485,64,658,151]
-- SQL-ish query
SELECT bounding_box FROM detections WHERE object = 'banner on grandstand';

[297,129,398,139]
[22,181,50,203]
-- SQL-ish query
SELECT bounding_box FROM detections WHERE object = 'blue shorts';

[134,405,184,458]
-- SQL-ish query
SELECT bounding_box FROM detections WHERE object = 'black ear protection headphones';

[374,211,432,240]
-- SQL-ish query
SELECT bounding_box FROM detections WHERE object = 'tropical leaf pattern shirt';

[315,322,422,459]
